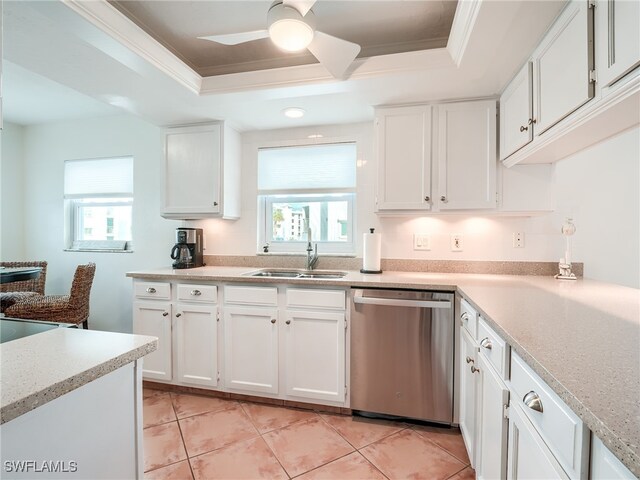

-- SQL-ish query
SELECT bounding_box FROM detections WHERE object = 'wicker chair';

[5,263,96,329]
[0,261,48,312]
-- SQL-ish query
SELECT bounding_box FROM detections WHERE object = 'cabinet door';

[596,0,640,87]
[437,100,497,210]
[507,402,569,480]
[500,62,534,160]
[459,328,480,467]
[376,106,432,210]
[163,124,221,216]
[533,0,594,134]
[476,354,509,480]
[133,302,172,381]
[224,306,278,394]
[284,310,345,403]
[591,435,637,479]
[174,304,218,388]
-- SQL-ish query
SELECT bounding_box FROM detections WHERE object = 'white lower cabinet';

[174,303,218,387]
[590,435,636,479]
[507,401,569,479]
[476,353,509,480]
[284,309,345,403]
[459,327,480,467]
[133,301,172,381]
[223,306,279,394]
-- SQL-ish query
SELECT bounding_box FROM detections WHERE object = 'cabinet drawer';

[177,284,217,303]
[477,317,508,379]
[510,352,589,479]
[134,282,171,300]
[225,285,278,306]
[460,298,478,339]
[286,288,346,310]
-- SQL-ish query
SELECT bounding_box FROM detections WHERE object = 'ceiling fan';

[198,0,361,79]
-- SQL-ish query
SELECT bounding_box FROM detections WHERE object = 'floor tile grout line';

[171,401,195,479]
[253,411,321,436]
[143,457,190,476]
[352,450,391,480]
[258,431,293,479]
[288,450,357,479]
[411,427,470,466]
[445,464,471,479]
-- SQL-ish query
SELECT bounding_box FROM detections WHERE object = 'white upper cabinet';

[375,105,432,211]
[533,0,595,135]
[162,122,241,220]
[595,0,640,87]
[500,63,534,160]
[437,100,497,210]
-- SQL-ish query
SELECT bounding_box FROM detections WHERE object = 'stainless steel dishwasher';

[350,288,454,424]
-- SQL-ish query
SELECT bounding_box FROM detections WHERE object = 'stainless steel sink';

[242,268,347,279]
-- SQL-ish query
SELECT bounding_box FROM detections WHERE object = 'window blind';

[258,143,356,194]
[64,157,133,198]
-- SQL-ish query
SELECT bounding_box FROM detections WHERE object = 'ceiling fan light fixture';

[267,3,316,52]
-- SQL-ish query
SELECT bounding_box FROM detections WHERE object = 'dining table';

[0,267,42,284]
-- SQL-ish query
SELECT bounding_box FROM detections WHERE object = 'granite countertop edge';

[0,337,157,425]
[126,267,640,475]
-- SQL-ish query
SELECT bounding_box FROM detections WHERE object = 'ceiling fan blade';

[307,31,361,79]
[198,30,269,46]
[283,0,317,16]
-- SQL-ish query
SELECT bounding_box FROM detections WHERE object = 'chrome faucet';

[306,241,319,270]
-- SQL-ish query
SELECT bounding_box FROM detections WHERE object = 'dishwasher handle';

[353,290,452,309]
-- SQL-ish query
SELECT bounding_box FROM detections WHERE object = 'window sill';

[256,252,355,258]
[64,249,134,253]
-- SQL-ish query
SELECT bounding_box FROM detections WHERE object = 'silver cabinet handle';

[424,196,430,202]
[162,312,169,317]
[440,195,447,203]
[146,287,156,294]
[353,291,451,309]
[190,289,202,296]
[466,356,474,364]
[176,313,182,318]
[523,391,543,413]
[471,366,480,374]
[480,337,493,350]
[520,125,528,132]
[461,312,469,322]
[270,318,276,324]
[286,320,291,325]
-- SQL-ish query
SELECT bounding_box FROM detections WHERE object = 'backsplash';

[203,255,583,277]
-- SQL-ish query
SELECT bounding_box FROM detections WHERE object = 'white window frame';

[258,193,355,254]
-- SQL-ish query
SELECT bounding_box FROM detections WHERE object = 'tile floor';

[143,388,475,480]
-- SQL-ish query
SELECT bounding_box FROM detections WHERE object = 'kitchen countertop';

[127,266,640,475]
[0,328,157,425]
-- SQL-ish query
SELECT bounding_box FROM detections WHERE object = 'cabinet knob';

[162,312,169,317]
[146,287,156,294]
[471,365,480,374]
[286,320,291,325]
[440,195,447,203]
[270,318,276,324]
[213,201,219,206]
[523,391,543,413]
[424,196,430,202]
[528,118,537,125]
[176,313,182,318]
[465,356,474,364]
[480,337,492,350]
[520,125,528,132]
[190,289,202,296]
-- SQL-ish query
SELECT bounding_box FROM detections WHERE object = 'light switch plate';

[413,234,431,250]
[450,234,463,252]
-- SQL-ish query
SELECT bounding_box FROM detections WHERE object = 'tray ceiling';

[109,1,457,76]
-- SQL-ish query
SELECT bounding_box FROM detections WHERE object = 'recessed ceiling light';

[283,107,305,119]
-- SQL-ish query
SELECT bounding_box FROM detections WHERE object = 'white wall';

[19,115,180,333]
[1,123,26,259]
[551,127,639,288]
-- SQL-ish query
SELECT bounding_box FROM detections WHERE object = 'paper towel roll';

[362,228,382,273]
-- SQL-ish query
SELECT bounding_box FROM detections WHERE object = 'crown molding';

[61,0,202,94]
[447,0,483,67]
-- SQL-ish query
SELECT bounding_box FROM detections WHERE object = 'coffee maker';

[171,228,204,269]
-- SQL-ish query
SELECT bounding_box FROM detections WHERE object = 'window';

[64,156,133,251]
[258,143,356,254]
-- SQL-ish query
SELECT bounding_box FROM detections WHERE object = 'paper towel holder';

[361,228,383,274]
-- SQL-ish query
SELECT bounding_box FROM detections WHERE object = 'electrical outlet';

[450,234,463,252]
[413,234,431,251]
[513,232,525,248]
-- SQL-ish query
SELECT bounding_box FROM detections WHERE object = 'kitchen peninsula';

[127,266,640,477]
[0,328,156,479]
